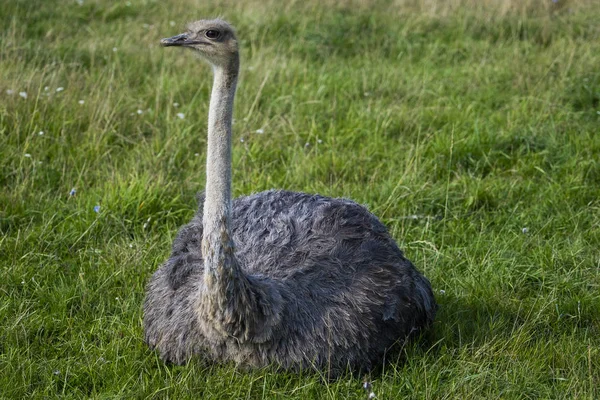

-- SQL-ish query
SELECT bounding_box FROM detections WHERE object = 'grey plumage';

[144,19,436,377]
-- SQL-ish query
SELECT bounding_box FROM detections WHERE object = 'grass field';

[1,0,600,398]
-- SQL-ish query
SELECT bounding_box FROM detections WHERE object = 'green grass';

[1,0,599,398]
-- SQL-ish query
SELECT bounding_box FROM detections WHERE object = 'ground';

[1,0,599,398]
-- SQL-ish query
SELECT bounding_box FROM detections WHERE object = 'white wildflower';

[19,92,28,99]
[78,100,85,105]
[24,153,31,158]
[363,381,375,399]
[176,112,185,119]
[317,139,322,144]
[304,142,310,148]
[56,87,64,92]
[76,0,84,5]
[240,138,245,143]
[439,289,446,295]
[522,227,529,234]
[6,89,14,95]
[38,131,44,135]
[194,153,199,156]
[255,128,264,134]
[169,21,175,27]
[44,86,49,91]
[112,47,118,52]
[137,109,143,115]
[173,102,179,108]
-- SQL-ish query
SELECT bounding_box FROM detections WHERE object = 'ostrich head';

[160,19,238,68]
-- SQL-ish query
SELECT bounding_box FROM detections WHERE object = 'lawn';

[1,0,599,398]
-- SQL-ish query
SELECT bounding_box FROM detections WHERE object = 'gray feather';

[144,190,437,376]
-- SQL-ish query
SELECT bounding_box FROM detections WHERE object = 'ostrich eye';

[205,30,220,39]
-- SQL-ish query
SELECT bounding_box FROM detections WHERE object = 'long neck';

[202,55,239,273]
[198,54,284,341]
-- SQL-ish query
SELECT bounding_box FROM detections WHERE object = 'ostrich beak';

[161,33,189,47]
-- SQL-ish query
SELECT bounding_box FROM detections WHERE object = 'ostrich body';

[144,19,436,376]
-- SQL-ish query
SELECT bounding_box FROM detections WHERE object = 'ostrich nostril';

[161,33,189,47]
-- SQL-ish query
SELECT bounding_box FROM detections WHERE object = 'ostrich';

[143,18,436,376]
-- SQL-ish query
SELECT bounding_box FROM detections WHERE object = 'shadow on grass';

[412,289,597,358]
